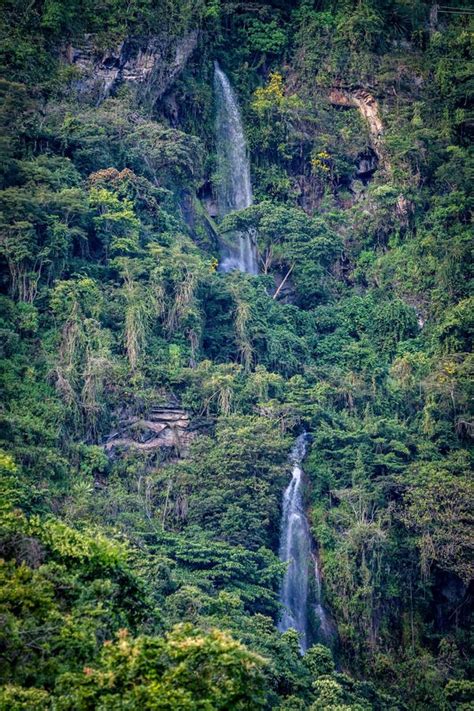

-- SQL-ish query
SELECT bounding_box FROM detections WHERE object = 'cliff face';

[329,88,389,172]
[104,405,195,457]
[63,31,199,103]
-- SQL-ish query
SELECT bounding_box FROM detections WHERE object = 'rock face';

[63,31,199,104]
[356,148,378,177]
[105,405,195,456]
[329,88,390,172]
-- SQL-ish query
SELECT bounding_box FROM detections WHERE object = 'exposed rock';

[352,90,384,146]
[356,148,378,177]
[349,179,366,200]
[330,91,416,218]
[149,407,191,422]
[180,189,220,251]
[329,88,390,172]
[198,181,220,220]
[328,88,354,109]
[395,193,412,219]
[202,196,219,219]
[63,31,199,104]
[163,91,180,125]
[104,404,195,457]
[429,3,439,36]
[433,570,471,632]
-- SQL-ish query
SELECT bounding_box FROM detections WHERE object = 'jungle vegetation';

[0,1,472,709]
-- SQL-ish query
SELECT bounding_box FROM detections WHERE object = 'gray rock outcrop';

[63,31,199,104]
[329,88,390,173]
[105,405,195,456]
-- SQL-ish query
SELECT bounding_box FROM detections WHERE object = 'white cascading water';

[278,433,333,653]
[213,62,258,274]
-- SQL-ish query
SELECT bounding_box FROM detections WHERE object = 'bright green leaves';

[399,456,474,584]
[27,516,128,571]
[0,156,88,302]
[89,187,141,259]
[174,415,289,551]
[50,276,112,437]
[246,20,287,56]
[252,73,302,115]
[335,2,384,52]
[54,625,268,710]
[126,123,204,187]
[0,501,160,694]
[0,2,472,708]
[220,201,341,306]
[434,298,474,356]
[51,277,102,322]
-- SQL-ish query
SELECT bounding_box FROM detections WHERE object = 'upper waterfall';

[278,433,334,653]
[213,62,258,275]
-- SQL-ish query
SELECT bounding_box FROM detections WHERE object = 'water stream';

[213,62,258,274]
[278,433,334,653]
[213,65,333,651]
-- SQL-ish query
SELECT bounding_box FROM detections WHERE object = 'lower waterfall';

[278,433,334,653]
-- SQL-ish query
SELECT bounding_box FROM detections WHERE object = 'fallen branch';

[273,265,294,300]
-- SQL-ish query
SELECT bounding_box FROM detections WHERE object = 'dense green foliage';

[0,0,472,709]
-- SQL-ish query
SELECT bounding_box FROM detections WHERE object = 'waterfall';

[278,433,334,653]
[213,62,258,275]
[312,554,335,648]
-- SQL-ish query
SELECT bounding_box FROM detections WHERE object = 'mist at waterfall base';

[213,62,258,275]
[278,433,335,653]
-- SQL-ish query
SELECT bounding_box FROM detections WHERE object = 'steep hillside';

[0,1,472,709]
